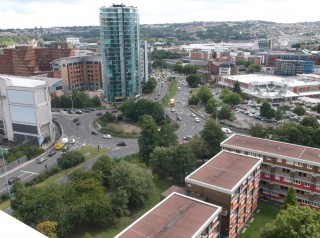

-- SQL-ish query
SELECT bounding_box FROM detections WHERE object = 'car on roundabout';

[183,135,192,140]
[191,113,196,117]
[195,117,200,123]
[103,134,112,139]
[117,141,127,146]
[69,138,76,144]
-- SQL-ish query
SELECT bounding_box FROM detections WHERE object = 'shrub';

[58,151,85,169]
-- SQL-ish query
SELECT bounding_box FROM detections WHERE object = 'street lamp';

[0,148,10,197]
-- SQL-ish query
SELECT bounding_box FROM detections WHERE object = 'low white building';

[218,74,320,101]
[0,75,52,144]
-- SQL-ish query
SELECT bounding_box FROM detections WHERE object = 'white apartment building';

[0,75,52,144]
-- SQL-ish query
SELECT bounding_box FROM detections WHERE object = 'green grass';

[161,80,177,108]
[0,199,10,211]
[240,202,279,238]
[70,179,174,238]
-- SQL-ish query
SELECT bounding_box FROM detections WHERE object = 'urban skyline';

[1,0,319,29]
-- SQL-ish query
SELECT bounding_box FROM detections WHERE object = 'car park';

[8,177,20,185]
[117,141,127,146]
[103,134,112,139]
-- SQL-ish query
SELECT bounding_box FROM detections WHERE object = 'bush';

[25,166,61,186]
[58,151,85,169]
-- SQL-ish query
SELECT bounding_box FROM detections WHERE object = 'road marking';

[20,170,39,175]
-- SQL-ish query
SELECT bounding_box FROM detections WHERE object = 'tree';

[300,116,320,130]
[143,77,157,93]
[249,123,269,138]
[158,122,178,147]
[218,104,232,120]
[260,102,275,119]
[313,103,320,114]
[187,135,211,163]
[138,115,160,164]
[281,187,298,210]
[261,206,320,238]
[197,86,212,104]
[92,155,114,188]
[293,106,306,116]
[274,108,284,121]
[36,221,58,238]
[100,112,116,126]
[233,80,242,94]
[150,147,172,178]
[247,64,261,73]
[111,189,130,222]
[188,94,200,106]
[111,160,154,207]
[222,92,242,106]
[186,74,202,88]
[205,98,217,114]
[200,119,226,156]
[57,151,85,169]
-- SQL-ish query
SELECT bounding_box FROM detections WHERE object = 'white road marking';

[20,170,39,175]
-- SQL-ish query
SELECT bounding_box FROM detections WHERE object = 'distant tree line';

[51,91,101,109]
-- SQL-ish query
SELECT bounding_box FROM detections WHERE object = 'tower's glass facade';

[100,4,141,103]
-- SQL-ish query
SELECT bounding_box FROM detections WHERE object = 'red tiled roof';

[186,151,261,192]
[222,134,320,164]
[116,193,220,238]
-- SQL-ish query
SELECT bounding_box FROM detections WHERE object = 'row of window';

[264,173,320,189]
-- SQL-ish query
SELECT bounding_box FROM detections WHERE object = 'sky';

[0,0,319,29]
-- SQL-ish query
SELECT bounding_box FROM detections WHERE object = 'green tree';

[92,155,114,188]
[111,160,154,207]
[281,187,298,210]
[249,123,269,138]
[260,102,275,119]
[100,112,116,126]
[293,105,306,116]
[218,104,232,120]
[200,119,226,156]
[138,115,160,164]
[313,103,320,113]
[36,221,58,238]
[274,108,284,121]
[233,80,242,94]
[198,86,212,104]
[222,92,242,106]
[158,122,178,147]
[57,151,85,169]
[188,94,200,106]
[143,77,157,93]
[205,98,217,114]
[150,147,172,178]
[261,206,320,238]
[186,74,202,88]
[83,232,93,238]
[247,64,261,73]
[300,116,320,130]
[111,189,130,222]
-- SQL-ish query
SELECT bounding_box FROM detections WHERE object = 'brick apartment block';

[185,151,262,238]
[115,192,222,238]
[221,134,320,209]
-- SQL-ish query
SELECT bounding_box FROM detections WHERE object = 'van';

[221,127,232,134]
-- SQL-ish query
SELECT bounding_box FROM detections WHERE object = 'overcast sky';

[1,0,319,29]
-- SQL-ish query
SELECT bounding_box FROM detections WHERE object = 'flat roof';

[115,193,221,238]
[0,75,46,88]
[0,211,48,238]
[185,151,262,194]
[221,74,320,87]
[221,134,320,166]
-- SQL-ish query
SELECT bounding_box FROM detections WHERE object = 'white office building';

[0,75,52,144]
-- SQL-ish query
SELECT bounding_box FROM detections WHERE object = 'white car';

[103,134,112,139]
[69,138,76,144]
[191,113,196,117]
[195,117,200,123]
[221,128,232,134]
[170,108,176,112]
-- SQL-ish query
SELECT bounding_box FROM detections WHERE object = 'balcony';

[231,200,239,211]
[247,183,254,192]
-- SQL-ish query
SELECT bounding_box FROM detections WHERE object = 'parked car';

[91,131,98,135]
[221,127,232,134]
[117,141,127,146]
[8,177,20,185]
[76,121,80,125]
[183,135,192,140]
[69,138,76,144]
[72,118,79,122]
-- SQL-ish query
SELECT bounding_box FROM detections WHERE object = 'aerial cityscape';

[1,1,320,238]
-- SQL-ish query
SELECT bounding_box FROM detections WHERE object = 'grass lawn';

[70,179,174,238]
[240,201,279,238]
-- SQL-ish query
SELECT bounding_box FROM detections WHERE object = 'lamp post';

[0,148,10,197]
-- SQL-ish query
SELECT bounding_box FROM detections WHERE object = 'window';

[297,190,305,195]
[304,182,310,187]
[265,173,270,178]
[286,160,294,165]
[311,202,320,208]
[294,162,303,167]
[270,191,278,196]
[316,184,320,190]
[306,165,313,169]
[277,158,282,163]
[275,175,280,180]
[302,200,310,205]
[282,168,291,173]
[293,179,301,185]
[298,172,307,177]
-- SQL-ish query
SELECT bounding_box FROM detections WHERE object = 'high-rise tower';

[100,4,141,103]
